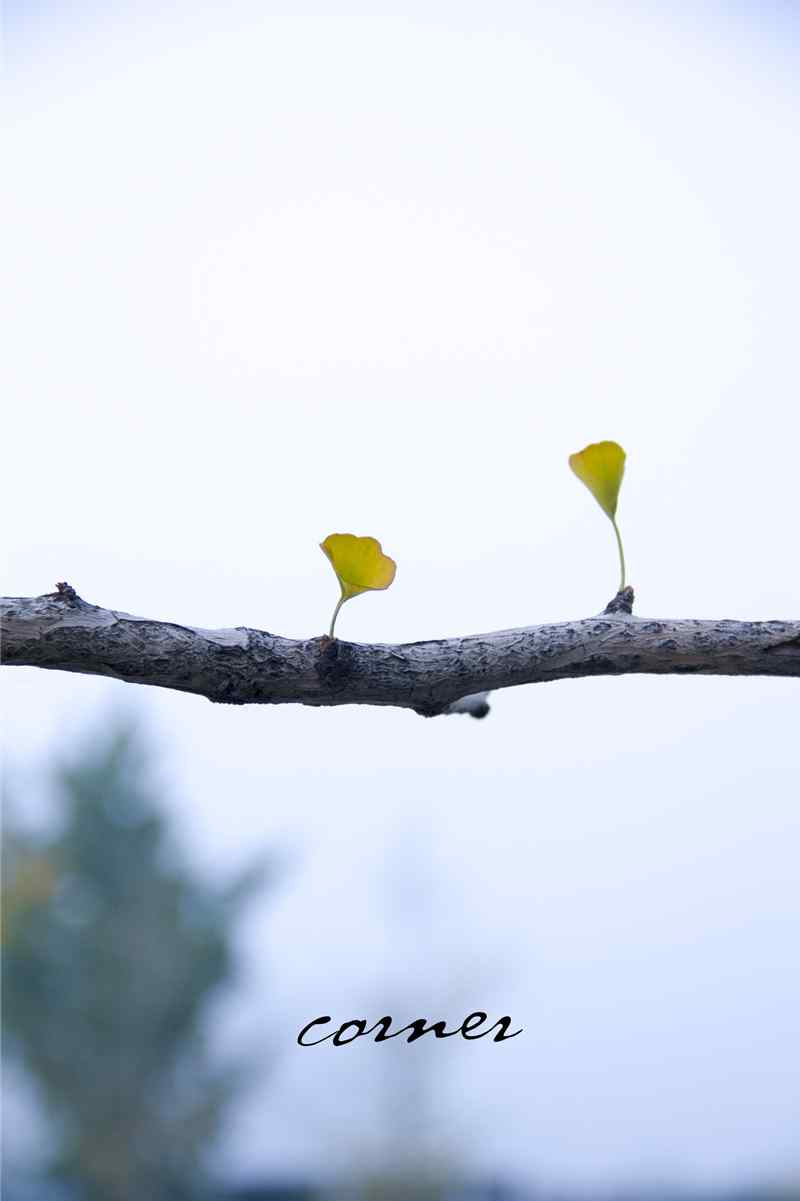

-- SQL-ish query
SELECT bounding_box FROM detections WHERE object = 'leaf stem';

[328,594,346,639]
[612,518,626,592]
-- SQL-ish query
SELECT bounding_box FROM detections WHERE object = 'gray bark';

[1,584,798,719]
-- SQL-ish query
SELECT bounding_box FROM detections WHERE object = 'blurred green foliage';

[2,718,270,1201]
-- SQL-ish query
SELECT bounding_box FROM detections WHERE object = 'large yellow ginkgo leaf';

[320,533,396,637]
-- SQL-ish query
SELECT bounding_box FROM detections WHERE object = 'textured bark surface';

[2,584,798,718]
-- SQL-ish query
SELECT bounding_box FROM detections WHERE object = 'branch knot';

[603,586,635,615]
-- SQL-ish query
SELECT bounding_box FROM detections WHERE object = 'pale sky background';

[2,0,799,1192]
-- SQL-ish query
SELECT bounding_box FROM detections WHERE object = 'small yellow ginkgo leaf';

[320,533,396,637]
[568,440,626,519]
[569,441,628,591]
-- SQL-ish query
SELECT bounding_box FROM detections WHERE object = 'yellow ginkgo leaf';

[569,441,628,591]
[569,440,626,519]
[320,533,397,638]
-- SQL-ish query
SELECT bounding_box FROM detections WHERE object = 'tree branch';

[1,583,798,719]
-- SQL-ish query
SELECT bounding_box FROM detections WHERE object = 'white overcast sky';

[2,0,799,1191]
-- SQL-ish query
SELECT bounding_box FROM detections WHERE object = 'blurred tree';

[2,719,270,1201]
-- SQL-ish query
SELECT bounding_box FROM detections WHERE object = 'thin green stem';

[328,594,346,639]
[612,517,626,593]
